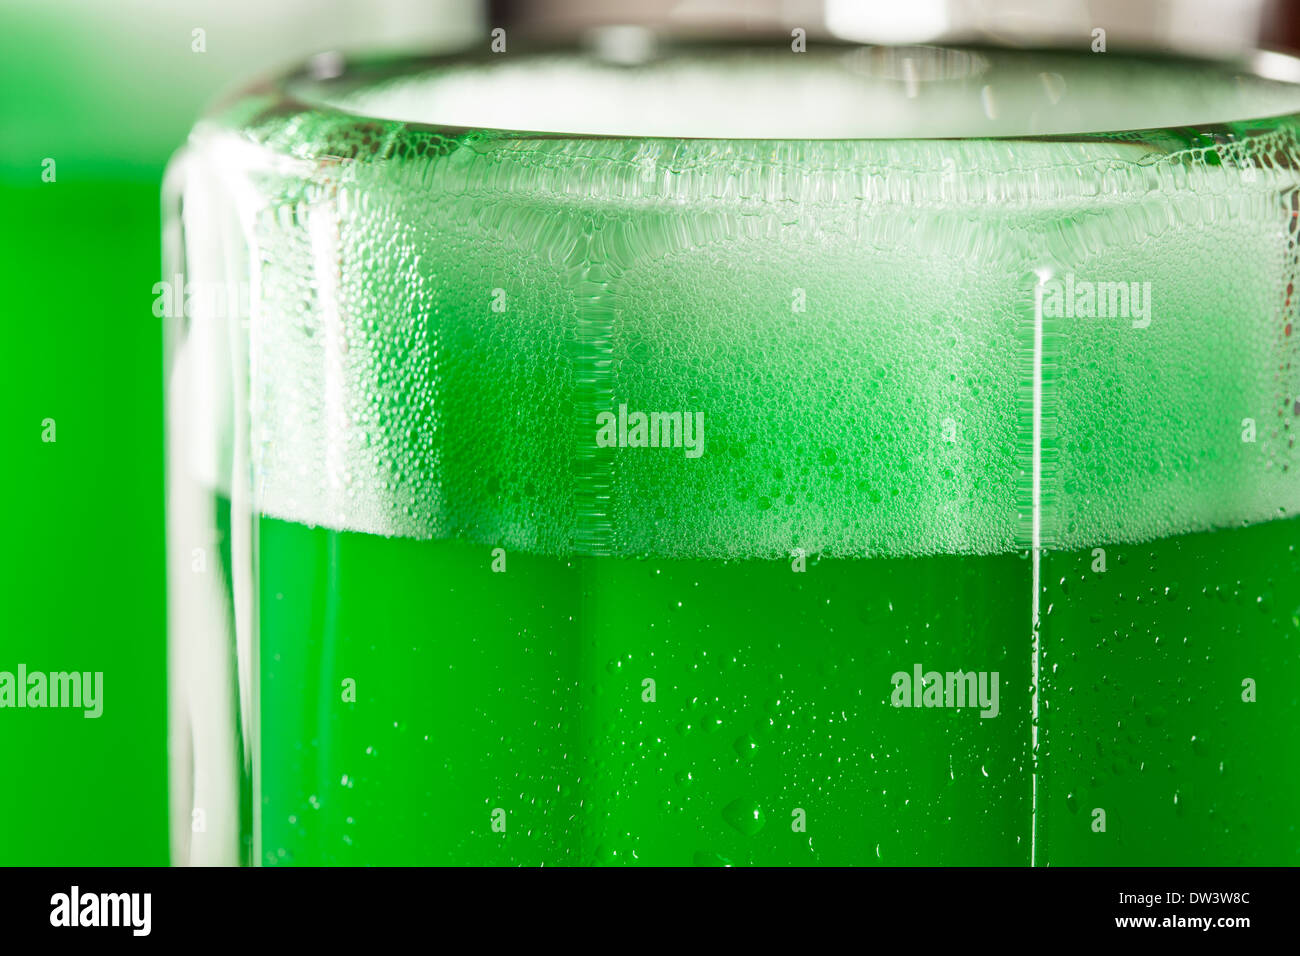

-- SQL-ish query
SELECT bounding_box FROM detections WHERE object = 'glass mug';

[165,37,1300,866]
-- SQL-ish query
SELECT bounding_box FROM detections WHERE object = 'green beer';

[258,528,1030,865]
[168,45,1300,865]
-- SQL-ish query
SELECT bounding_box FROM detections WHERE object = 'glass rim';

[230,35,1300,144]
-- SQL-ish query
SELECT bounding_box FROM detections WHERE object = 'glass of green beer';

[166,34,1300,866]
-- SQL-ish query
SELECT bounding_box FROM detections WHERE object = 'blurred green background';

[0,0,479,865]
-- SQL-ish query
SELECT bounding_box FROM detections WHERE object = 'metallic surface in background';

[489,0,1299,57]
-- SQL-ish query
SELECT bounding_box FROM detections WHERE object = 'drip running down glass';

[166,39,1300,866]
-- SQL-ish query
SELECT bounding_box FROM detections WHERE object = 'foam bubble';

[189,56,1300,559]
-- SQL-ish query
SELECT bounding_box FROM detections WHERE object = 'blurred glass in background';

[0,0,481,866]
